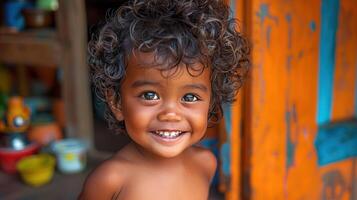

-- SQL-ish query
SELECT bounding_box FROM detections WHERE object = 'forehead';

[124,51,211,84]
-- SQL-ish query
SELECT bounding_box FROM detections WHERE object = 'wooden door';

[223,0,357,199]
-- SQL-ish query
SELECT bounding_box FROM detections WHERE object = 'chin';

[145,132,193,158]
[153,146,186,158]
[152,146,186,158]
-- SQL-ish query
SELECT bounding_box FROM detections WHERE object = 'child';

[80,0,249,199]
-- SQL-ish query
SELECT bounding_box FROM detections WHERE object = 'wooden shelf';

[0,0,94,151]
[0,29,60,67]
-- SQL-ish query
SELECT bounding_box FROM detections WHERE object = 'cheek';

[185,104,210,131]
[121,100,155,132]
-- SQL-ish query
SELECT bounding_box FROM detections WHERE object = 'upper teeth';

[155,131,182,138]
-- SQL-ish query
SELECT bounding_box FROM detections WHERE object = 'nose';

[157,100,182,122]
[157,111,182,122]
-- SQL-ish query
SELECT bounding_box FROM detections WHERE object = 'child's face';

[114,52,211,158]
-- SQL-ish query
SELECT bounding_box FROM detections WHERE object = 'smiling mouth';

[151,130,185,139]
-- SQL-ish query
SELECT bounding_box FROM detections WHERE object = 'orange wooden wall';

[226,0,357,199]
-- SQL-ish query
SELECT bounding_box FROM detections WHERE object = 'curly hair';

[88,0,250,134]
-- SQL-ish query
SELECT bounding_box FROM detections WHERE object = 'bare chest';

[118,167,210,200]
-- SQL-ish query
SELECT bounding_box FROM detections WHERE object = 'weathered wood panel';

[331,0,357,121]
[225,0,246,200]
[57,0,93,144]
[242,0,356,199]
[0,30,60,66]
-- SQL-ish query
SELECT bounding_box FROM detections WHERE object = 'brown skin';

[79,52,217,200]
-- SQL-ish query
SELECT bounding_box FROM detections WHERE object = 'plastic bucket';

[16,154,55,187]
[52,139,87,173]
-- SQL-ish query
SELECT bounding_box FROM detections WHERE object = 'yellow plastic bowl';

[16,154,55,187]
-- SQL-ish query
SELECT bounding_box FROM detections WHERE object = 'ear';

[106,90,124,121]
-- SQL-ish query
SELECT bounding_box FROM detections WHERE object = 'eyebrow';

[131,80,161,88]
[183,83,208,92]
[131,80,208,92]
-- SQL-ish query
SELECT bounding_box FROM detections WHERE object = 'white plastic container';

[52,139,87,173]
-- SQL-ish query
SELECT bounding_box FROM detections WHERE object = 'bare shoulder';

[78,155,130,200]
[188,146,217,182]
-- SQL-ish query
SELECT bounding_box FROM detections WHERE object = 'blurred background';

[0,0,355,199]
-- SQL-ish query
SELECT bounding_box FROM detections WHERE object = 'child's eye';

[182,93,199,102]
[140,91,159,100]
